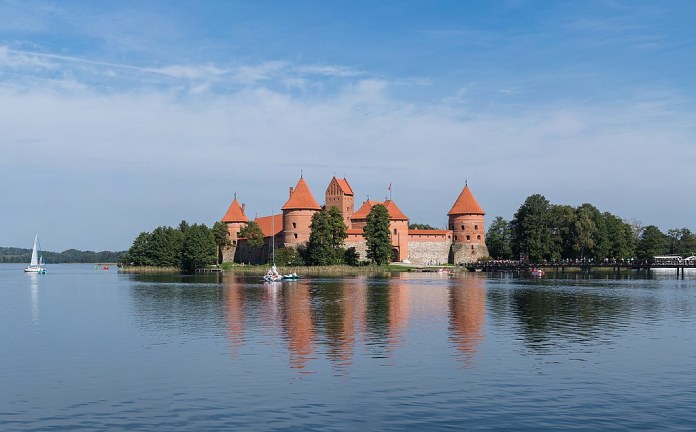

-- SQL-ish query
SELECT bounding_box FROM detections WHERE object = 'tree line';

[120,221,230,272]
[0,247,125,264]
[486,194,696,262]
[122,205,395,270]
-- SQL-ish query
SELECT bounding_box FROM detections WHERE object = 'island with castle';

[220,176,490,265]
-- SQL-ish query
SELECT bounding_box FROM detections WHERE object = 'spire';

[448,184,485,215]
[221,197,250,223]
[282,177,321,210]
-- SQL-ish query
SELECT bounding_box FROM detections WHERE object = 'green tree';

[149,226,184,267]
[666,228,696,256]
[409,223,438,230]
[364,204,392,265]
[605,214,636,259]
[636,225,667,260]
[511,194,552,261]
[570,205,597,259]
[307,210,334,265]
[238,221,265,258]
[124,232,153,266]
[546,205,576,261]
[181,223,216,272]
[306,207,348,265]
[344,246,360,266]
[212,221,231,264]
[275,247,304,266]
[485,216,513,259]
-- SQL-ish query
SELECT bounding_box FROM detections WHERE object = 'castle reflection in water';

[222,273,486,371]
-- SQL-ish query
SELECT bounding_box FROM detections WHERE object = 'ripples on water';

[1,265,696,431]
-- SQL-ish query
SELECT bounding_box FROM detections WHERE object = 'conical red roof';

[448,185,485,215]
[282,177,321,210]
[221,197,249,223]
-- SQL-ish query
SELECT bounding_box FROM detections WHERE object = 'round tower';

[447,184,489,263]
[221,196,249,246]
[282,176,321,246]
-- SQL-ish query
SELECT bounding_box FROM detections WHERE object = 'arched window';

[292,222,297,229]
[474,224,478,230]
[477,235,481,240]
[466,235,470,240]
[294,233,298,239]
[393,228,397,235]
[461,224,465,230]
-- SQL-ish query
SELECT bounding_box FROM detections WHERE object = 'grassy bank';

[118,266,181,273]
[220,263,428,276]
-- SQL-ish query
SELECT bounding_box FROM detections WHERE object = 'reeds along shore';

[119,264,428,276]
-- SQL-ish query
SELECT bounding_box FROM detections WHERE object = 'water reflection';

[29,273,40,325]
[448,276,486,364]
[126,272,681,374]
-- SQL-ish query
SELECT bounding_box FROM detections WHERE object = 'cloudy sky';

[2,0,695,251]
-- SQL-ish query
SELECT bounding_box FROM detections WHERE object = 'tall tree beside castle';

[181,223,216,272]
[239,221,264,256]
[307,206,348,265]
[364,204,392,265]
[486,217,513,260]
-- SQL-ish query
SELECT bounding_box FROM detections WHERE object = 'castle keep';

[221,176,489,265]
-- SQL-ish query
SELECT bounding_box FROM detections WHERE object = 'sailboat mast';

[271,209,275,265]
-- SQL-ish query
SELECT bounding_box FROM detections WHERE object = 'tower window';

[292,222,296,228]
[393,228,397,235]
[454,235,458,241]
[474,225,478,230]
[294,233,298,239]
[466,235,470,240]
[477,235,481,240]
[461,225,465,230]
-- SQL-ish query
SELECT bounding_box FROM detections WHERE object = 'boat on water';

[264,264,283,283]
[262,210,294,283]
[24,235,47,274]
[530,268,545,277]
[283,272,299,280]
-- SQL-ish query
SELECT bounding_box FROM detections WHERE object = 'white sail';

[30,235,39,267]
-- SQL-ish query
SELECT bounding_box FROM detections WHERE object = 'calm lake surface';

[2,264,696,431]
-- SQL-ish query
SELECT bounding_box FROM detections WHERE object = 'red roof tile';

[221,197,249,223]
[346,228,364,235]
[448,185,485,215]
[254,214,283,237]
[282,177,321,210]
[335,177,354,196]
[350,199,409,221]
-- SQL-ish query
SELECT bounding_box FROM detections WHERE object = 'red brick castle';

[221,176,489,265]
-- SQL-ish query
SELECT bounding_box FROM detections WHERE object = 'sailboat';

[263,211,283,283]
[24,235,47,274]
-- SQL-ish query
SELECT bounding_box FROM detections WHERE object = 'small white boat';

[283,271,299,280]
[24,235,47,274]
[530,268,544,277]
[264,265,283,282]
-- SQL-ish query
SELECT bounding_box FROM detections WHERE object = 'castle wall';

[283,209,316,246]
[407,239,452,265]
[451,243,490,264]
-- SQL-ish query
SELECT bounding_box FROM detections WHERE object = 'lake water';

[2,264,696,431]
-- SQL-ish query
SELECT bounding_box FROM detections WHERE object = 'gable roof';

[448,185,485,215]
[282,177,321,210]
[221,197,249,223]
[335,177,354,196]
[350,199,409,221]
[254,214,283,237]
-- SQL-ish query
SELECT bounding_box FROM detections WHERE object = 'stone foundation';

[407,241,452,265]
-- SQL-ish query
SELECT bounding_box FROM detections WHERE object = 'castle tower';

[221,196,249,246]
[325,176,354,229]
[282,176,322,246]
[447,184,489,263]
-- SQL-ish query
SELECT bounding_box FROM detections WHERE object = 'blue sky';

[2,0,696,251]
